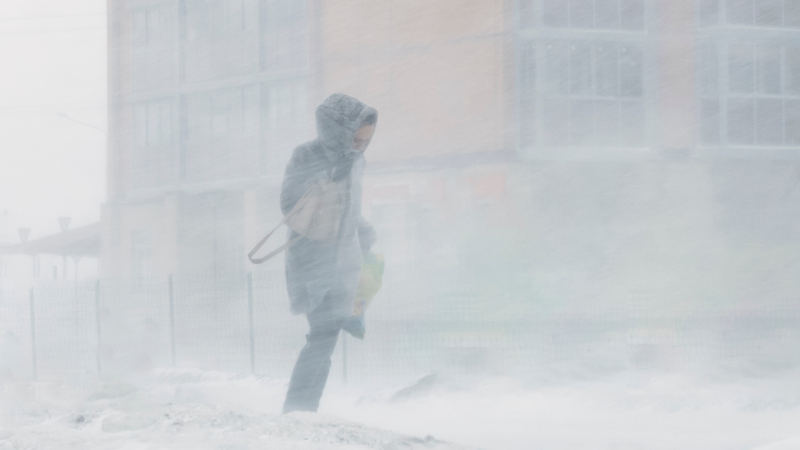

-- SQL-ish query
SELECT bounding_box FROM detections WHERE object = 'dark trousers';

[283,288,345,413]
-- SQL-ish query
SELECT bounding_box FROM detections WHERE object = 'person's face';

[353,125,375,153]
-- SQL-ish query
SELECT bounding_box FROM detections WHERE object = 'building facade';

[104,0,800,312]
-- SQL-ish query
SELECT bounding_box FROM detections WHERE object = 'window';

[516,1,649,151]
[131,230,153,288]
[185,0,251,40]
[698,0,800,27]
[182,0,258,83]
[539,40,645,146]
[132,3,175,92]
[536,0,645,30]
[519,41,536,147]
[183,85,259,183]
[698,41,800,146]
[261,0,308,71]
[132,99,176,188]
[262,80,309,172]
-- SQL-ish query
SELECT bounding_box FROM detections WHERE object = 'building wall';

[318,0,514,161]
[103,0,800,295]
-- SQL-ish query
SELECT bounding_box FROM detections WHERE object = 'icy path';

[2,368,800,450]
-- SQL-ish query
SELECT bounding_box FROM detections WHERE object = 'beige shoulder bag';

[248,178,347,264]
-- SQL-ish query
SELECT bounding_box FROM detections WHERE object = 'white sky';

[0,0,106,241]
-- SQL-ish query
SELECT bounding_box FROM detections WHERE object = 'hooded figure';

[281,93,377,413]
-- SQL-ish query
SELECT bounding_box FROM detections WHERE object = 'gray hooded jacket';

[281,94,378,317]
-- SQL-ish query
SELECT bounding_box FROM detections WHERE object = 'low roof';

[0,223,100,258]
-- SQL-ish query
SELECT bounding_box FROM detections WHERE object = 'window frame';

[514,0,657,158]
[696,4,800,150]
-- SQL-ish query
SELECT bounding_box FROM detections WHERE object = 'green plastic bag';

[344,253,384,339]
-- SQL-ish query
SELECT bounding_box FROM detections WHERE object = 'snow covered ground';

[2,367,800,450]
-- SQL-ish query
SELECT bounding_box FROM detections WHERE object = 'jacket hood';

[315,93,378,162]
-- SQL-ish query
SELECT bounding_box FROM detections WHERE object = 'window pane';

[619,45,643,97]
[212,91,229,138]
[569,99,594,145]
[728,43,755,93]
[520,96,536,147]
[595,43,619,96]
[133,11,147,46]
[754,0,782,26]
[291,23,309,69]
[570,43,592,95]
[519,41,536,98]
[620,0,645,29]
[209,0,226,36]
[543,0,569,27]
[698,42,719,96]
[570,0,595,28]
[228,88,243,134]
[785,99,800,145]
[757,45,782,94]
[543,98,570,145]
[727,0,754,24]
[147,8,161,34]
[187,93,211,141]
[786,0,800,27]
[159,101,172,146]
[134,104,147,148]
[698,0,720,26]
[519,0,536,29]
[728,98,755,144]
[786,46,800,94]
[295,83,308,129]
[147,102,160,147]
[291,0,306,22]
[277,84,292,126]
[756,98,783,145]
[228,0,244,32]
[700,99,721,144]
[594,100,619,145]
[596,0,621,29]
[620,101,644,146]
[545,42,570,95]
[243,85,259,136]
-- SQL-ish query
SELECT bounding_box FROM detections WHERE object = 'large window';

[261,0,308,71]
[132,3,176,92]
[519,0,645,30]
[698,0,800,27]
[132,99,177,189]
[698,40,800,146]
[261,80,309,173]
[517,0,649,150]
[182,0,258,83]
[183,85,260,183]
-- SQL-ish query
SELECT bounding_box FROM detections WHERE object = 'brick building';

[103,1,800,311]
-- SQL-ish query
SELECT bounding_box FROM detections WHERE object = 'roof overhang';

[0,222,100,258]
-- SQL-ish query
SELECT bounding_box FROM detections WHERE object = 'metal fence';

[1,265,800,387]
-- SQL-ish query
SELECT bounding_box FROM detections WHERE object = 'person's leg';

[283,293,342,413]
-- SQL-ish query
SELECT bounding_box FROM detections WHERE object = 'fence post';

[29,287,37,381]
[169,275,176,368]
[342,331,347,387]
[95,280,101,376]
[247,272,255,374]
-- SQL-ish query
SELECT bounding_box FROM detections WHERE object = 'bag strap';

[247,216,303,264]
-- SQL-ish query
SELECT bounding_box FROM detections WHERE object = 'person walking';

[281,93,377,413]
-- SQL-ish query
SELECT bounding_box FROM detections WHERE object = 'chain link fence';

[1,265,800,387]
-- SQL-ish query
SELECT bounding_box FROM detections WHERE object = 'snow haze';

[2,1,800,449]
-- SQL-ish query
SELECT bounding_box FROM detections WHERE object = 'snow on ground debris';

[0,369,475,450]
[4,367,800,450]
